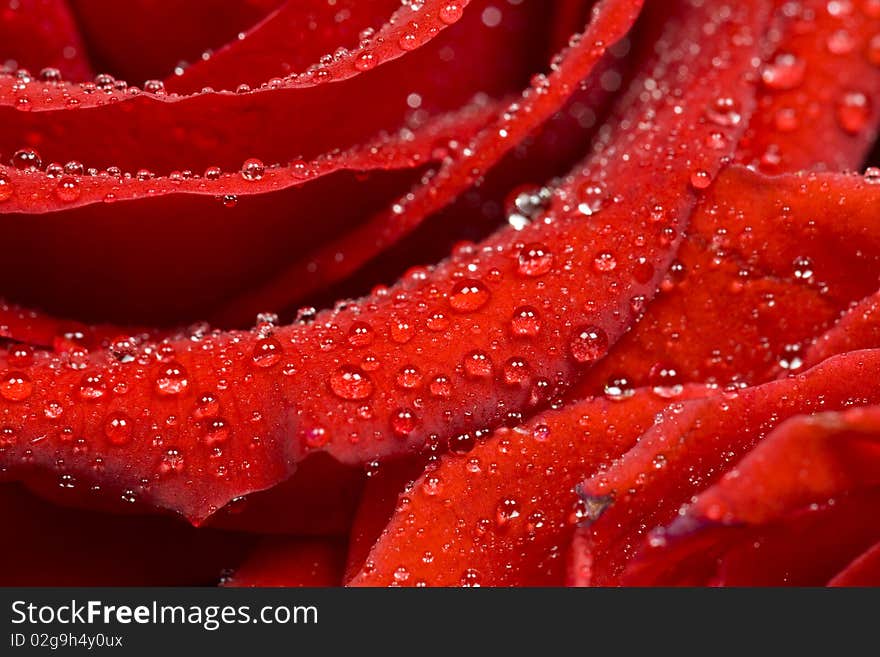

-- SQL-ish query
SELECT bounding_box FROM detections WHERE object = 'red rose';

[1,0,880,587]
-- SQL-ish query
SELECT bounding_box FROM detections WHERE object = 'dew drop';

[463,351,493,378]
[347,321,375,347]
[204,418,230,446]
[577,181,606,216]
[532,423,551,442]
[448,432,475,455]
[0,371,33,402]
[391,408,418,437]
[144,79,165,94]
[12,148,41,170]
[429,374,452,398]
[78,373,107,401]
[7,345,33,368]
[570,325,609,364]
[355,51,376,71]
[103,412,133,445]
[305,426,329,448]
[689,169,713,190]
[194,392,220,419]
[158,448,185,475]
[330,365,373,400]
[252,337,283,368]
[155,362,189,396]
[516,242,553,277]
[396,365,422,389]
[604,375,635,400]
[496,498,520,528]
[439,3,464,24]
[389,318,414,344]
[793,255,814,280]
[240,158,265,181]
[706,97,741,126]
[398,28,418,51]
[502,357,530,385]
[0,426,17,448]
[510,305,541,337]
[592,251,617,273]
[449,278,490,312]
[55,176,81,202]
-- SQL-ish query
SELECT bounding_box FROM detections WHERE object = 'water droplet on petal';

[516,242,553,277]
[510,305,541,337]
[12,148,41,170]
[1,371,33,402]
[496,498,520,528]
[689,169,713,190]
[330,365,373,400]
[391,408,418,437]
[204,418,230,446]
[347,321,375,347]
[570,325,609,363]
[439,3,464,24]
[104,412,133,445]
[55,176,81,202]
[252,337,283,368]
[241,158,265,181]
[463,351,493,378]
[449,279,490,312]
[155,362,189,396]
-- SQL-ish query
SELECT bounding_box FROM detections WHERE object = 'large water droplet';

[330,365,374,400]
[449,279,490,312]
[570,325,609,363]
[516,242,553,277]
[104,412,133,445]
[0,371,33,402]
[155,362,189,396]
[252,337,283,368]
[391,408,418,437]
[12,148,41,170]
[240,158,265,181]
[510,305,541,337]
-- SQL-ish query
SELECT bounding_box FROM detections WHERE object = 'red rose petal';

[169,0,475,95]
[0,0,93,82]
[570,349,880,585]
[0,0,663,524]
[579,166,880,393]
[0,0,540,175]
[804,289,880,369]
[737,0,880,173]
[223,537,346,587]
[213,0,645,323]
[829,540,880,586]
[70,0,284,85]
[616,405,880,586]
[348,386,715,587]
[345,457,427,580]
